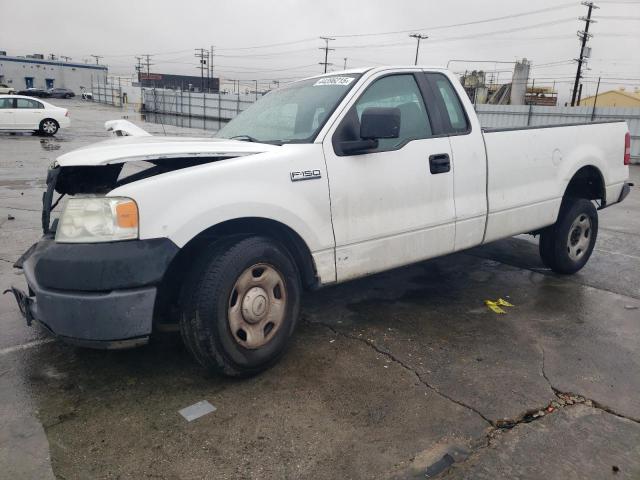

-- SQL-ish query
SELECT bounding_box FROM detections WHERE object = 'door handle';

[429,153,450,174]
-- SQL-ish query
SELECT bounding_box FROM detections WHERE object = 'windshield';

[216,74,362,144]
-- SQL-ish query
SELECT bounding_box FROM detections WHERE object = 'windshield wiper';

[229,135,261,143]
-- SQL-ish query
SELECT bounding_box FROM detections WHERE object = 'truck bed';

[481,120,629,243]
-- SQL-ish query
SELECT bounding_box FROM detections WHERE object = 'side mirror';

[360,107,401,139]
[338,107,401,155]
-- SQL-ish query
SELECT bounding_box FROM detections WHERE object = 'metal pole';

[254,80,258,101]
[217,91,221,131]
[590,76,601,121]
[527,79,535,126]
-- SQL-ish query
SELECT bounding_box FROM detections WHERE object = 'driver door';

[323,72,456,282]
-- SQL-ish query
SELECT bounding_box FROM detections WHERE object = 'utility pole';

[195,48,208,92]
[209,45,215,92]
[48,54,57,61]
[60,56,72,62]
[409,33,428,65]
[142,54,153,77]
[90,54,103,65]
[343,57,348,70]
[571,1,598,106]
[135,56,143,81]
[319,37,335,73]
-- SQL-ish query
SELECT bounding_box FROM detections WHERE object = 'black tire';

[179,236,301,377]
[539,198,598,274]
[39,118,59,136]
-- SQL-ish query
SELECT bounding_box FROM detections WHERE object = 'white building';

[0,54,107,92]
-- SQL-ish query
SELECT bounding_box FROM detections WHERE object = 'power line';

[319,37,335,73]
[330,2,577,38]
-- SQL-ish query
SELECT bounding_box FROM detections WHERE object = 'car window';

[16,98,43,109]
[352,74,432,152]
[425,73,469,134]
[0,98,14,109]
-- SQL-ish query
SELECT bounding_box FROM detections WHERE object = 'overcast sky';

[3,0,639,99]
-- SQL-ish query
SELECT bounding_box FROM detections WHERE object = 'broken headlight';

[55,197,139,243]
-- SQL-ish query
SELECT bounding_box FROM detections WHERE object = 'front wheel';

[179,236,301,377]
[39,118,59,136]
[539,198,598,274]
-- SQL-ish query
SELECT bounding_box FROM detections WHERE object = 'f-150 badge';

[290,170,321,182]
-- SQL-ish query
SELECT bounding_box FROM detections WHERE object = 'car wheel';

[539,198,598,274]
[179,236,301,377]
[39,119,59,136]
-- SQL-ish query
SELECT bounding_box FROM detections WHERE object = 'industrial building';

[138,72,220,92]
[580,88,640,108]
[0,52,107,92]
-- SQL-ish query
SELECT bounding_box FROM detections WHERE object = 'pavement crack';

[307,319,494,427]
[539,345,640,425]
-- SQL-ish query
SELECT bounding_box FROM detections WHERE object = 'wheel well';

[564,166,606,206]
[153,218,318,325]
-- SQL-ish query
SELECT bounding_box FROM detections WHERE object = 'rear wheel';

[39,118,59,136]
[179,236,301,377]
[539,198,598,274]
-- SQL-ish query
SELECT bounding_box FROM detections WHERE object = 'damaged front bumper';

[8,237,179,349]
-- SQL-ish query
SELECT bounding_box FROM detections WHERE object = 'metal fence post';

[218,92,222,131]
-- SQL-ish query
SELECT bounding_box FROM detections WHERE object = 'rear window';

[16,98,43,109]
[425,73,470,134]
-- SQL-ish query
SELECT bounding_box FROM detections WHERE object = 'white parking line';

[0,338,54,356]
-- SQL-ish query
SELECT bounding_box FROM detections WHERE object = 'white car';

[0,95,70,135]
[0,83,15,94]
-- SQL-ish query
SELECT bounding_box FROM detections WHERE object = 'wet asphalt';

[0,99,638,479]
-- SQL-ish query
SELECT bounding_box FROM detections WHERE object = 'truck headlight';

[55,197,139,243]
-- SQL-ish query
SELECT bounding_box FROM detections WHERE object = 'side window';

[16,98,42,109]
[352,74,432,152]
[425,73,469,134]
[0,98,13,109]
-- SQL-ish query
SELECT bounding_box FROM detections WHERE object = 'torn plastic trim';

[105,119,152,137]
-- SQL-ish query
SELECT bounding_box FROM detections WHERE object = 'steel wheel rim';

[567,213,591,261]
[43,121,56,134]
[228,263,287,349]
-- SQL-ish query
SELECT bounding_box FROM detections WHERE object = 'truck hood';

[55,136,279,167]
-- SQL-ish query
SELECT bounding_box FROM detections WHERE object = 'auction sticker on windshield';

[314,76,355,86]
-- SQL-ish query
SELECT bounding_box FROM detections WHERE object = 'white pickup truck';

[9,67,632,376]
